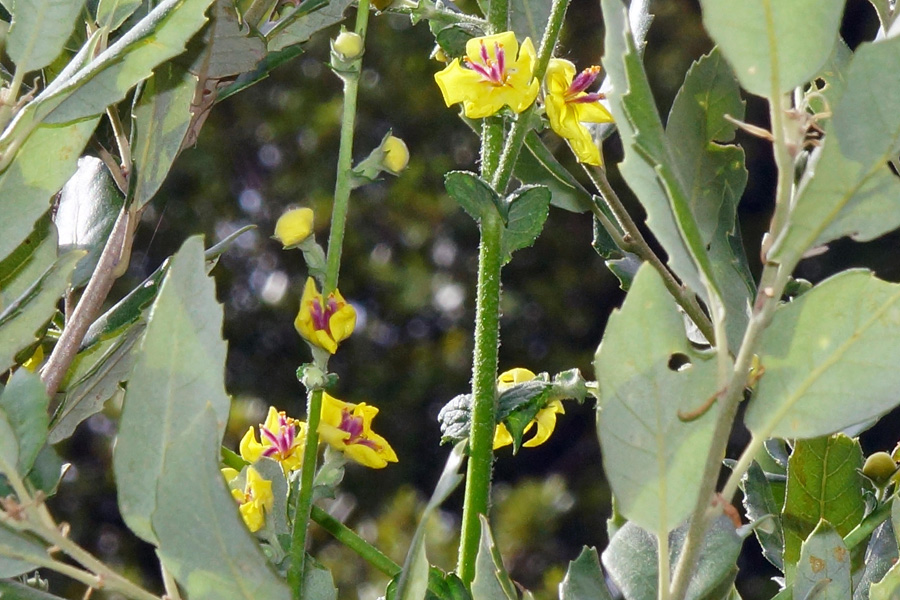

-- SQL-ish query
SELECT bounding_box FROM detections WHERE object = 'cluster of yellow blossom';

[225,397,397,532]
[433,32,614,166]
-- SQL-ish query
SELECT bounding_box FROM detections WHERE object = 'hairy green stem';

[587,167,716,346]
[457,210,504,584]
[323,0,371,294]
[288,388,324,596]
[310,505,400,577]
[669,91,797,600]
[491,0,571,193]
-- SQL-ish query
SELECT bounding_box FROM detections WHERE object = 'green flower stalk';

[454,0,572,585]
[288,1,371,596]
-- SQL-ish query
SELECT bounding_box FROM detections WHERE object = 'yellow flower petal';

[434,31,539,119]
[239,427,264,464]
[294,277,357,354]
[522,400,565,448]
[544,58,614,166]
[498,368,537,389]
[318,393,398,468]
[383,135,410,173]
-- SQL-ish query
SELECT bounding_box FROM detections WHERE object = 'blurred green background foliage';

[47,1,900,598]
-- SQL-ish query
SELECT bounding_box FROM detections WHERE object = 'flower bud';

[372,0,394,9]
[382,135,409,173]
[274,207,314,248]
[862,451,898,486]
[333,31,363,60]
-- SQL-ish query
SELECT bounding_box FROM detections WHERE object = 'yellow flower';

[294,277,357,354]
[224,466,273,533]
[240,406,307,474]
[382,135,409,173]
[434,31,540,119]
[493,368,565,449]
[274,207,315,248]
[319,392,398,469]
[544,58,614,166]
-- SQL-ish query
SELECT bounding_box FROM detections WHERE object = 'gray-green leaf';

[0,250,83,374]
[745,270,900,439]
[49,324,144,443]
[559,547,614,600]
[114,236,230,544]
[793,520,850,600]
[509,0,550,45]
[699,0,845,97]
[0,369,49,476]
[769,35,900,266]
[601,516,741,600]
[55,156,125,288]
[740,460,784,572]
[152,405,292,599]
[0,118,99,263]
[131,64,197,207]
[594,265,719,535]
[7,0,85,73]
[265,0,353,52]
[444,170,501,223]
[472,515,517,600]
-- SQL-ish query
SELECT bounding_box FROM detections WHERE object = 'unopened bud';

[863,451,898,486]
[333,31,363,60]
[274,207,314,248]
[382,136,409,173]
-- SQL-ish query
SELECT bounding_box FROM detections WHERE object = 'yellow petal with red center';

[434,31,539,119]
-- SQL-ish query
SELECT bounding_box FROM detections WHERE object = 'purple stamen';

[569,92,606,104]
[338,409,381,451]
[465,41,509,86]
[493,42,504,83]
[569,66,601,95]
[309,294,342,334]
[261,427,279,447]
[466,58,492,81]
